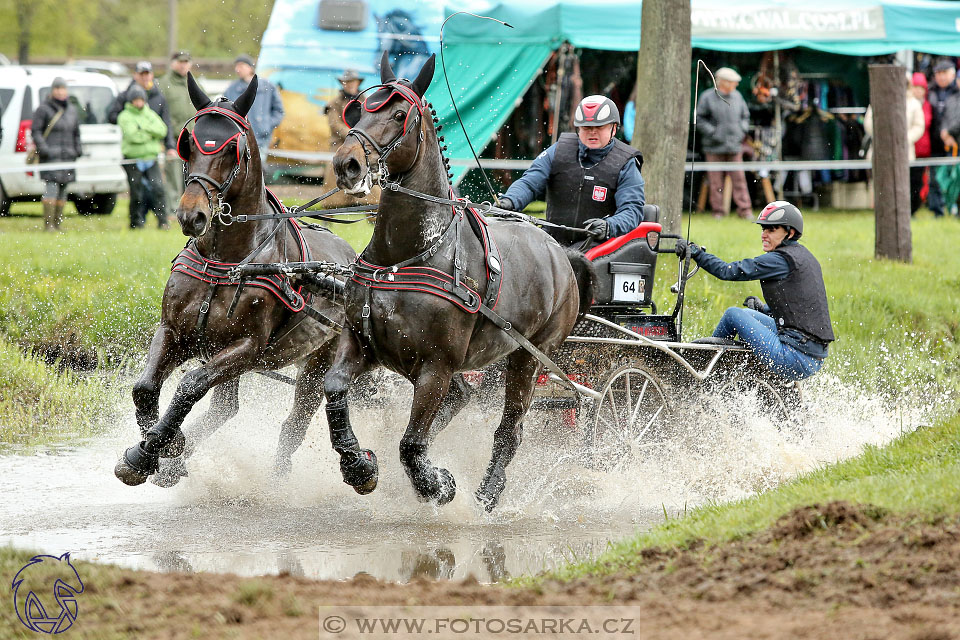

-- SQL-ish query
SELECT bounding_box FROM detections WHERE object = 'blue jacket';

[225,77,285,148]
[692,239,828,358]
[502,138,646,238]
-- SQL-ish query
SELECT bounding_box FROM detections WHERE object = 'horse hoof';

[158,428,185,458]
[115,459,149,486]
[435,468,456,506]
[475,465,506,512]
[341,449,378,494]
[151,457,188,488]
[474,488,499,513]
[272,455,292,478]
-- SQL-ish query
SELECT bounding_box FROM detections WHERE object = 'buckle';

[199,301,210,314]
[361,304,371,318]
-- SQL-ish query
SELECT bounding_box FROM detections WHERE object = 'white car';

[0,66,126,215]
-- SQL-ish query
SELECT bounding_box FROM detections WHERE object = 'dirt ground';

[12,502,960,639]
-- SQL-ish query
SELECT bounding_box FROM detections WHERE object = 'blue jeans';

[713,307,823,381]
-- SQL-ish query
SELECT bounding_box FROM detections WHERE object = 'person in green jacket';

[118,85,168,229]
[157,51,199,214]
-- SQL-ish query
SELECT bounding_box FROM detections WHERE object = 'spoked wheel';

[584,364,673,469]
[716,373,801,422]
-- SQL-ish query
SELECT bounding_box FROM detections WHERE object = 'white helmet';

[574,95,620,127]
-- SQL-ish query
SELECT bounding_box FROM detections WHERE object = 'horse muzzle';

[334,151,372,196]
[176,207,210,238]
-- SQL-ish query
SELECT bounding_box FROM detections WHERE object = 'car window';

[39,85,114,124]
[0,88,14,118]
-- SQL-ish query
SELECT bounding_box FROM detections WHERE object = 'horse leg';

[274,344,335,476]
[427,373,472,444]
[398,367,459,506]
[324,329,379,494]
[475,350,541,512]
[115,338,259,486]
[132,326,186,447]
[151,377,241,488]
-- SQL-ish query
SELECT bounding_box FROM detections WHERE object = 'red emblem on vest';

[592,186,608,202]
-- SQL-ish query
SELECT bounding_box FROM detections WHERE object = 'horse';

[323,52,593,511]
[114,73,356,487]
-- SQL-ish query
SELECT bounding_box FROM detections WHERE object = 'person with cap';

[108,61,175,154]
[926,58,959,217]
[697,67,753,220]
[117,84,169,229]
[157,51,202,212]
[31,77,82,231]
[497,94,645,247]
[675,201,834,381]
[225,54,285,164]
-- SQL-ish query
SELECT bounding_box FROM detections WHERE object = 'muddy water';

[0,370,940,584]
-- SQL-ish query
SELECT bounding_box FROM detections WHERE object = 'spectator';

[926,58,958,217]
[32,77,82,232]
[157,51,200,214]
[911,72,933,215]
[108,61,175,154]
[117,85,168,229]
[697,67,752,219]
[862,77,924,165]
[225,54,284,165]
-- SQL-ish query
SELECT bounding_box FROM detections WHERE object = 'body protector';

[545,133,642,245]
[760,243,835,344]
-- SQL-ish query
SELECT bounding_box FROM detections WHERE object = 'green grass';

[522,411,960,585]
[1,202,958,441]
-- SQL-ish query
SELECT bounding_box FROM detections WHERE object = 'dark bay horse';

[324,52,593,511]
[114,73,355,487]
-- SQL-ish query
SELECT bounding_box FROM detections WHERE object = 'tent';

[259,0,960,181]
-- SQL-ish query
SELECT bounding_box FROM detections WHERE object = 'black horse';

[324,52,593,511]
[114,74,355,487]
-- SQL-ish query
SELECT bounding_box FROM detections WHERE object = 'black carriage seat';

[584,204,662,307]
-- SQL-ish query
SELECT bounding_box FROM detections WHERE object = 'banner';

[692,6,886,40]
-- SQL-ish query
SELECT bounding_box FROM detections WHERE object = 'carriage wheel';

[716,373,801,422]
[584,363,673,469]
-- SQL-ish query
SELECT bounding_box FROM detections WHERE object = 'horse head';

[333,51,436,196]
[175,72,261,238]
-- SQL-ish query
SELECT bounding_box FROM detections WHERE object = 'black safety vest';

[544,133,642,245]
[760,243,835,344]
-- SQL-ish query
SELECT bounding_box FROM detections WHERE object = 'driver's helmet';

[574,95,620,127]
[755,201,803,238]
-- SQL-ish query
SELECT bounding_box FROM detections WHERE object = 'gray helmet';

[755,200,803,238]
[574,95,620,127]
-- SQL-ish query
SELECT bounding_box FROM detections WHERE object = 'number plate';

[612,274,644,302]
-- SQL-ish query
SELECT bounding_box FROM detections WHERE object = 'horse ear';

[411,54,436,98]
[233,75,258,117]
[379,50,396,84]
[187,72,211,110]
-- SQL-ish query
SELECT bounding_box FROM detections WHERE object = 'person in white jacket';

[863,77,925,163]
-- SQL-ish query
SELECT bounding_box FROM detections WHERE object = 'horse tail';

[564,249,595,319]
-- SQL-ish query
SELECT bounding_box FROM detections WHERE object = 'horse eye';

[393,110,406,121]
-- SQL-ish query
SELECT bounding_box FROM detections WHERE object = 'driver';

[676,201,834,381]
[498,95,645,247]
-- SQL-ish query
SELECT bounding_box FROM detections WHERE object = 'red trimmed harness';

[350,200,503,336]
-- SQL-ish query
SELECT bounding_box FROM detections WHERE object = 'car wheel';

[74,193,117,216]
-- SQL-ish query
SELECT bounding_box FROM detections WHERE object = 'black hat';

[933,58,955,73]
[234,54,256,68]
[171,50,191,61]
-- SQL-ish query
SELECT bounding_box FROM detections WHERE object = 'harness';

[176,105,252,234]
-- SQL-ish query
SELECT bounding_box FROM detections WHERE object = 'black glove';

[497,197,516,211]
[583,218,608,241]
[743,296,765,312]
[674,238,700,259]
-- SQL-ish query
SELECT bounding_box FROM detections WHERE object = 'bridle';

[176,103,253,235]
[342,81,426,187]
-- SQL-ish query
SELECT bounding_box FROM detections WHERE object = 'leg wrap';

[325,393,359,454]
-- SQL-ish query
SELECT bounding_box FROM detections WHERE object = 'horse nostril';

[344,157,361,181]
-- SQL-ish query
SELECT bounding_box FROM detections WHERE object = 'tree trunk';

[869,64,912,262]
[15,0,36,64]
[633,0,691,234]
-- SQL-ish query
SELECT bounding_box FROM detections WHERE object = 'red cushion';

[585,222,663,261]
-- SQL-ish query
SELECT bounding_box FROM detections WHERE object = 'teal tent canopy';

[260,0,960,185]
